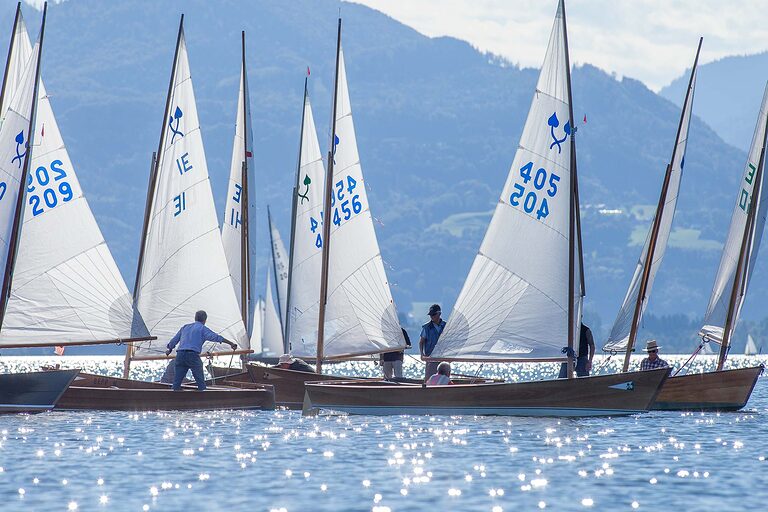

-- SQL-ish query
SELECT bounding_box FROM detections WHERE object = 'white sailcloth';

[603,64,697,352]
[221,60,256,333]
[745,334,760,355]
[269,216,289,326]
[248,297,265,353]
[292,48,404,359]
[699,84,768,344]
[0,36,145,347]
[286,92,325,354]
[133,28,247,357]
[262,270,283,355]
[0,8,32,121]
[432,1,576,361]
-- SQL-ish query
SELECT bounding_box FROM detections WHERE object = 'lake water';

[0,354,766,511]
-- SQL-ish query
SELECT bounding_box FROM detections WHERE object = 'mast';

[561,0,579,379]
[621,37,702,372]
[717,115,768,370]
[125,15,184,378]
[0,2,46,329]
[284,77,309,349]
[316,18,342,375]
[0,2,22,117]
[239,30,251,330]
[267,205,284,337]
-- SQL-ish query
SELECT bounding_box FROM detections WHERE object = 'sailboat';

[55,17,275,411]
[744,334,761,355]
[267,206,289,343]
[603,41,761,411]
[304,1,669,417]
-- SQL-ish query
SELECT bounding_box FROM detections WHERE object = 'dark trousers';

[173,350,206,390]
[558,356,590,378]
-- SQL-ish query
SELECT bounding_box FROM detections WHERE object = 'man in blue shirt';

[165,310,238,391]
[420,304,446,381]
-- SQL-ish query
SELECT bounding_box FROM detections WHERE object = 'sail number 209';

[510,161,560,220]
[27,159,74,217]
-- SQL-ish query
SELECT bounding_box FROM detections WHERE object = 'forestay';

[603,59,697,353]
[293,48,404,359]
[268,214,289,326]
[700,84,768,343]
[286,92,324,354]
[432,1,576,361]
[133,27,247,357]
[221,60,256,334]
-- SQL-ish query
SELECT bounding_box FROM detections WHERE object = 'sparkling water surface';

[0,355,766,511]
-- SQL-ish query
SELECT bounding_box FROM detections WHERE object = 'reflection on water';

[0,355,766,511]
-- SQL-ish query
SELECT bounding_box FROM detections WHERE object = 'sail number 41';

[510,161,560,220]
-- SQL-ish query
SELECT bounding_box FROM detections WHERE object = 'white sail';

[248,297,264,353]
[292,48,404,359]
[262,270,284,356]
[0,8,32,121]
[133,27,247,357]
[268,213,289,327]
[699,84,768,344]
[0,42,39,334]
[603,59,697,353]
[745,334,759,355]
[286,92,325,354]
[221,59,255,334]
[432,1,576,361]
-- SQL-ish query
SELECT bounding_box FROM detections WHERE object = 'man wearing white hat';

[640,340,669,370]
[274,354,315,373]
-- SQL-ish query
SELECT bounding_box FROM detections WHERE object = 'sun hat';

[643,340,661,352]
[278,354,295,364]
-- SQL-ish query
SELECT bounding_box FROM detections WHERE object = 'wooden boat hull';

[0,369,80,413]
[652,366,762,411]
[55,372,275,411]
[304,368,670,417]
[245,364,360,409]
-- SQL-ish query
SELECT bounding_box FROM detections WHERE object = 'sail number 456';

[510,161,560,220]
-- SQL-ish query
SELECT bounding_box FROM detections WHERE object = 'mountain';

[660,52,768,152]
[2,0,756,354]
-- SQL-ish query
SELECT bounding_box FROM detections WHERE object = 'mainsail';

[745,334,760,355]
[285,86,325,354]
[603,41,700,356]
[267,207,289,329]
[699,84,768,344]
[132,19,247,358]
[431,0,579,361]
[0,16,147,348]
[0,4,32,122]
[262,269,284,356]
[221,33,256,335]
[303,29,405,361]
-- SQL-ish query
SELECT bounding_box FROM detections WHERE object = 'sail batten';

[431,0,576,362]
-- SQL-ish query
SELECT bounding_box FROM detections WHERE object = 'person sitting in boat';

[640,340,669,370]
[274,354,315,373]
[426,362,452,386]
[165,310,238,391]
[380,327,412,380]
[420,304,446,381]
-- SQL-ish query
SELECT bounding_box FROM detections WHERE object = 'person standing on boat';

[380,327,412,379]
[575,324,595,376]
[165,310,238,391]
[639,340,669,370]
[420,304,446,381]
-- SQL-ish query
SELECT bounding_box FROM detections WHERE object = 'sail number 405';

[510,161,560,220]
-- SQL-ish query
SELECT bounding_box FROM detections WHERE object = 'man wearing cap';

[640,340,669,370]
[420,304,446,381]
[165,310,238,391]
[274,354,315,373]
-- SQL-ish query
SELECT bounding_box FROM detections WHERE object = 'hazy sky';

[354,0,768,91]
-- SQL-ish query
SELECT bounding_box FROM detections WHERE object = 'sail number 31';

[510,161,560,220]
